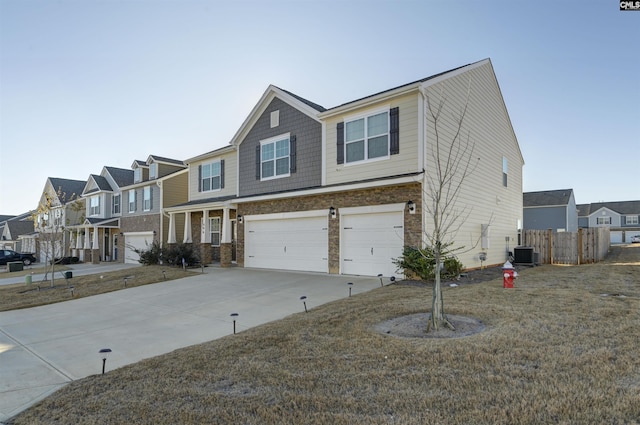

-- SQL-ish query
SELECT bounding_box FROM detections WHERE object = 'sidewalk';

[0,262,141,286]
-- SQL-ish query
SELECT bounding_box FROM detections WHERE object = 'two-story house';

[577,200,640,244]
[35,177,86,263]
[0,212,35,253]
[118,156,187,263]
[78,156,187,264]
[168,58,524,277]
[523,189,578,232]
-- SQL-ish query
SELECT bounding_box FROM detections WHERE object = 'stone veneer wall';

[236,183,422,274]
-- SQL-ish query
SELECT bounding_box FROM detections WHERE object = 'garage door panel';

[245,216,328,273]
[124,234,153,264]
[342,212,404,277]
[610,231,623,244]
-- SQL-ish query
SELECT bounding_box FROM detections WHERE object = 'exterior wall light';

[329,207,336,219]
[407,200,416,214]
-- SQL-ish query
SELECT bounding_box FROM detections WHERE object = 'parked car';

[0,249,37,266]
[631,235,640,244]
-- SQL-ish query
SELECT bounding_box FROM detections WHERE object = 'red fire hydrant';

[502,261,517,288]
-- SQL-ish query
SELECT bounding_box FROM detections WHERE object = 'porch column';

[83,228,90,250]
[220,207,232,267]
[183,212,192,243]
[167,213,176,244]
[92,227,100,264]
[201,210,210,243]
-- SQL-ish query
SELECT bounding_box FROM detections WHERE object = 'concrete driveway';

[0,267,382,423]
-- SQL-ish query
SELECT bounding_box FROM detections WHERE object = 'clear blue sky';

[1,0,638,215]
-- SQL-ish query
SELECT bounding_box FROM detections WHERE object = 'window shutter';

[198,165,202,192]
[220,159,225,189]
[337,122,344,164]
[255,145,261,180]
[290,135,297,173]
[390,107,399,155]
[150,187,153,210]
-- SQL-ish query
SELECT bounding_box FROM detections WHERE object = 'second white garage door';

[341,211,404,277]
[610,231,623,244]
[245,215,328,273]
[124,232,154,264]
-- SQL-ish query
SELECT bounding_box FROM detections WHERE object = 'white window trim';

[112,194,121,215]
[209,217,221,247]
[502,156,508,187]
[128,190,136,213]
[260,132,291,181]
[89,196,100,216]
[134,168,142,183]
[201,161,222,192]
[143,187,151,212]
[596,216,611,225]
[343,106,390,165]
[626,215,639,225]
[150,163,158,179]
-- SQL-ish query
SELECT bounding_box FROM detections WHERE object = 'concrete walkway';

[0,266,382,423]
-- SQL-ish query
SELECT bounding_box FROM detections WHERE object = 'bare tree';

[423,81,481,332]
[32,188,83,287]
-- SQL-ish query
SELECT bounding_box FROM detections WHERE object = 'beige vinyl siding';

[422,61,523,269]
[325,91,420,185]
[162,171,188,208]
[189,151,237,202]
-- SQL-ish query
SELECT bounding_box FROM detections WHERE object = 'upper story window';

[502,157,508,187]
[345,111,388,163]
[260,134,290,180]
[112,194,121,214]
[134,168,142,183]
[128,190,136,213]
[597,216,611,225]
[200,161,223,192]
[53,208,62,227]
[336,107,399,165]
[626,215,639,225]
[90,196,100,216]
[209,217,221,246]
[149,163,158,179]
[143,186,151,211]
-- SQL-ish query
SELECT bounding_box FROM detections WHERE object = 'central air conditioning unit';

[513,246,535,266]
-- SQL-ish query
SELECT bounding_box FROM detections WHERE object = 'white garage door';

[341,211,404,277]
[124,233,154,264]
[610,231,623,244]
[626,231,640,243]
[245,216,328,273]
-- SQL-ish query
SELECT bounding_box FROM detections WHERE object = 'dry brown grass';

[0,266,199,312]
[9,245,640,424]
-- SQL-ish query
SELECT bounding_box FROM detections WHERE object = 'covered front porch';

[70,218,120,264]
[165,200,237,267]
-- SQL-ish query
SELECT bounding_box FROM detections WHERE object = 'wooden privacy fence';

[521,227,610,265]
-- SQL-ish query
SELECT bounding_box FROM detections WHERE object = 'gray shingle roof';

[105,167,134,187]
[48,178,86,203]
[6,220,34,239]
[276,87,327,112]
[588,200,640,215]
[91,175,113,191]
[576,204,591,216]
[148,155,185,166]
[523,189,573,207]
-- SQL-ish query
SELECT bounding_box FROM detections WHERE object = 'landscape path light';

[347,282,353,297]
[230,313,239,334]
[300,296,308,313]
[98,348,112,375]
[378,274,384,287]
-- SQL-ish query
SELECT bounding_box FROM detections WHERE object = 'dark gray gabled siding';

[238,97,322,197]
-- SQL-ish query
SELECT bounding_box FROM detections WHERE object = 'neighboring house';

[167,58,524,276]
[164,145,237,265]
[523,189,578,232]
[119,156,187,264]
[577,200,640,244]
[0,212,34,252]
[34,177,86,263]
[77,156,188,264]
